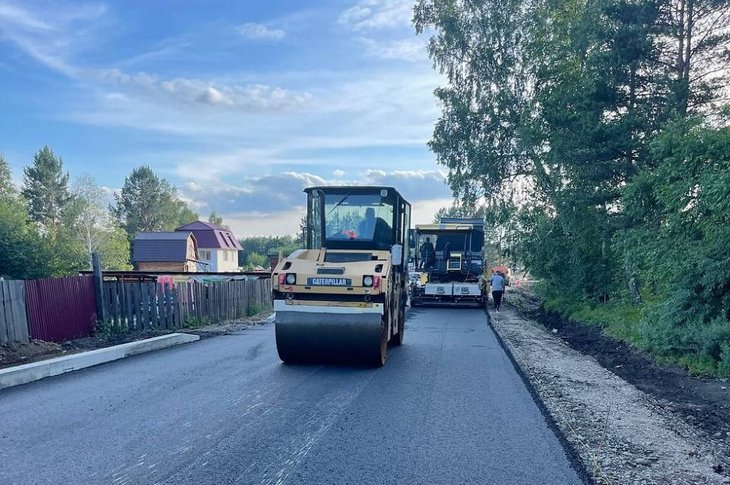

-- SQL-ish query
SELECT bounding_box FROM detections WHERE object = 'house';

[176,221,242,272]
[132,232,202,272]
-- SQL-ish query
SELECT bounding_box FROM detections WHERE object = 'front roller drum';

[275,308,387,366]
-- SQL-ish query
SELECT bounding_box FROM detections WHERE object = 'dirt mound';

[0,340,64,369]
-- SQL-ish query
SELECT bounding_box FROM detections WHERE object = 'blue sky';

[0,0,452,236]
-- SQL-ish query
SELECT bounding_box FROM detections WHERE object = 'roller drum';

[275,307,386,365]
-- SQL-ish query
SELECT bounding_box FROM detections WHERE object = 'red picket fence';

[25,275,97,342]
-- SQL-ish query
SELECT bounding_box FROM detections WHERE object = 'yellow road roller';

[272,186,411,366]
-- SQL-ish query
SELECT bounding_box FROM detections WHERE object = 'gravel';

[489,297,730,485]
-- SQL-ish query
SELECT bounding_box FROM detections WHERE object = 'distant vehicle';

[271,186,411,366]
[410,217,487,307]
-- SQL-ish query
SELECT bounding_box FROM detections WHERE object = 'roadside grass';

[184,316,211,329]
[95,319,131,340]
[246,304,268,317]
[542,296,730,378]
[543,297,644,343]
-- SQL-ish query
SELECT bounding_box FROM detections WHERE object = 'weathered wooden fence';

[0,280,30,343]
[102,279,272,331]
[25,275,97,342]
[0,276,272,343]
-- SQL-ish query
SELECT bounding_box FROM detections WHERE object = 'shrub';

[246,304,268,317]
[718,342,730,379]
[95,319,129,339]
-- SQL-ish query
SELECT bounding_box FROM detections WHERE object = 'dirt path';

[489,296,730,484]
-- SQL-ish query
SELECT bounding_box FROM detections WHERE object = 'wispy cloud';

[338,0,413,31]
[237,22,286,41]
[358,37,426,62]
[0,4,307,113]
[97,69,312,111]
[0,3,52,30]
[0,1,106,74]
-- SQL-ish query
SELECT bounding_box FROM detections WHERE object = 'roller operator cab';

[410,218,488,307]
[272,186,411,366]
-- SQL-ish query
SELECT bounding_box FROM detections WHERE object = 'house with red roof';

[176,221,243,272]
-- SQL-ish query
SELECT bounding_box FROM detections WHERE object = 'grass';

[246,304,268,317]
[544,297,644,343]
[95,319,131,340]
[543,295,730,378]
[184,316,211,329]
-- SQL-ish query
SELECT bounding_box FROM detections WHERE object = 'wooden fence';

[0,276,272,344]
[102,279,272,331]
[0,280,30,343]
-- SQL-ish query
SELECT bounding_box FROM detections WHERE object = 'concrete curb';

[0,333,200,391]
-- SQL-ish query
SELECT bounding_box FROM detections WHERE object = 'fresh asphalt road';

[0,308,584,485]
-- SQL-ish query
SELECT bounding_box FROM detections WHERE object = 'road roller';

[272,186,411,366]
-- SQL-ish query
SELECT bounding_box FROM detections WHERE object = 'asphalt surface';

[0,308,584,485]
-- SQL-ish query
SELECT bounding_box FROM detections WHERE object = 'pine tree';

[22,146,72,231]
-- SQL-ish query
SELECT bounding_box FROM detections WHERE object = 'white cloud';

[359,37,426,62]
[0,3,51,30]
[333,169,346,177]
[338,0,413,31]
[96,68,312,112]
[237,22,286,41]
[0,2,106,74]
[181,169,454,237]
[0,5,308,114]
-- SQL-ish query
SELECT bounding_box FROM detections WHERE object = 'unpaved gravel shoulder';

[489,303,730,484]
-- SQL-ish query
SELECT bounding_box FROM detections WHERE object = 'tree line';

[416,0,729,375]
[0,147,202,278]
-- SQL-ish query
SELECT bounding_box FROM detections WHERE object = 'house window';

[200,250,211,260]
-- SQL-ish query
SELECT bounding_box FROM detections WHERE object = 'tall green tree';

[0,157,51,278]
[656,0,730,116]
[416,0,730,373]
[22,146,72,231]
[208,211,224,226]
[112,165,198,239]
[238,235,298,266]
[415,0,532,209]
[0,155,15,200]
[69,175,131,270]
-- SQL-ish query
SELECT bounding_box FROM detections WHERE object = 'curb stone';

[0,333,200,390]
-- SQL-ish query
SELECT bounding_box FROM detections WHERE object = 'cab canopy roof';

[304,185,408,202]
[439,217,484,228]
[416,223,479,232]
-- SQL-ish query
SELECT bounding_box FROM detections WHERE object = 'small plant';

[718,342,730,379]
[95,319,129,340]
[246,304,269,317]
[184,316,210,329]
